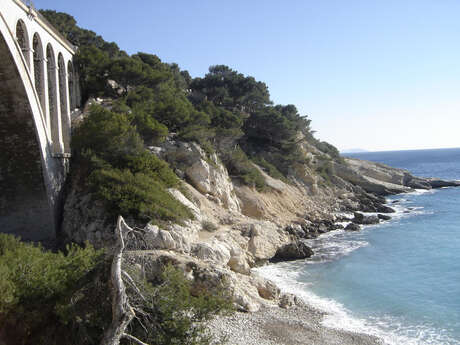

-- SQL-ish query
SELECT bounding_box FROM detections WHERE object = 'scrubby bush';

[251,156,289,183]
[0,234,108,344]
[124,264,233,345]
[89,167,193,224]
[72,105,144,165]
[0,234,102,310]
[201,220,218,232]
[72,105,193,225]
[222,146,266,191]
[316,161,335,185]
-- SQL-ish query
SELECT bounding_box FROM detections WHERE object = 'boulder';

[352,212,365,223]
[247,223,288,262]
[228,253,251,275]
[271,241,314,262]
[362,215,380,225]
[192,240,231,266]
[352,212,380,225]
[285,224,306,238]
[279,293,298,309]
[345,223,360,231]
[252,277,280,300]
[140,222,198,253]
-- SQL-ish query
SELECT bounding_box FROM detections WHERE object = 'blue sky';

[35,0,460,151]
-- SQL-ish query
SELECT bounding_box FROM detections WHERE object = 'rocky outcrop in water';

[337,157,460,195]
[271,241,314,262]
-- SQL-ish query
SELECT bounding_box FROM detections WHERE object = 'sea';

[256,147,460,345]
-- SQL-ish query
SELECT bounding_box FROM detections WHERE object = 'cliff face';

[61,120,459,312]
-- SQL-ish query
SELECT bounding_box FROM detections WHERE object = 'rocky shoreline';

[62,132,460,344]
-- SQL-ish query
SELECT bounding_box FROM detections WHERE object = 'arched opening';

[67,60,76,111]
[32,33,45,115]
[46,44,61,153]
[0,30,54,240]
[15,20,30,68]
[58,53,70,153]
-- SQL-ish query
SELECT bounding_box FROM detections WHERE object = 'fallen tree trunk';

[100,216,149,345]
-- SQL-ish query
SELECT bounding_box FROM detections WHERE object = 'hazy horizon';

[341,145,460,154]
[34,0,460,152]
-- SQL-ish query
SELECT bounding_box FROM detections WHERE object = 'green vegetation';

[222,146,267,191]
[124,264,233,345]
[5,8,352,345]
[41,10,342,195]
[72,105,193,225]
[0,234,109,345]
[0,235,232,345]
[251,156,289,183]
[40,9,344,222]
[201,220,219,232]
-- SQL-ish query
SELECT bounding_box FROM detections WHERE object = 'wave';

[254,192,459,344]
[304,229,369,263]
[255,264,460,345]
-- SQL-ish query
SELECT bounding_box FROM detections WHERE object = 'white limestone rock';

[192,240,231,266]
[168,188,202,221]
[159,140,241,212]
[247,223,289,262]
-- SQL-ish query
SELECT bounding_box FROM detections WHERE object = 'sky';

[34,0,460,152]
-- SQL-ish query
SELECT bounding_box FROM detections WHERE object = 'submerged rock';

[377,214,392,221]
[376,205,396,213]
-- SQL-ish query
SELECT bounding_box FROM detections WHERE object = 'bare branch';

[122,270,147,302]
[100,216,136,345]
[122,333,151,345]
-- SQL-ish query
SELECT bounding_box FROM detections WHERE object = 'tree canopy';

[42,9,340,195]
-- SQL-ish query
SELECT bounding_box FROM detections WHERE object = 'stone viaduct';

[0,0,80,241]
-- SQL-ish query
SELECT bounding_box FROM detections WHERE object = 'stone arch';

[58,53,70,153]
[46,43,61,153]
[15,19,29,67]
[0,27,55,240]
[32,33,45,115]
[67,60,76,111]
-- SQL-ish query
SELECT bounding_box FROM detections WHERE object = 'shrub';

[124,264,233,345]
[72,105,144,164]
[222,146,266,191]
[0,234,108,345]
[0,234,103,310]
[121,152,180,188]
[251,156,289,183]
[89,167,193,224]
[201,220,218,232]
[316,161,335,185]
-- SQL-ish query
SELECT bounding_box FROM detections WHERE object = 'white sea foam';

[255,263,460,345]
[255,193,457,345]
[408,188,437,195]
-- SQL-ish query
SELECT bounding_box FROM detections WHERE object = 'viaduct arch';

[0,0,80,241]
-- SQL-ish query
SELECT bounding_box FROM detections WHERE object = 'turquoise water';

[258,148,460,345]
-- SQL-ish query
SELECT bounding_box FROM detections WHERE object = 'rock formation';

[60,114,460,314]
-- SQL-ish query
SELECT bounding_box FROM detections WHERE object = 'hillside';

[1,10,458,345]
